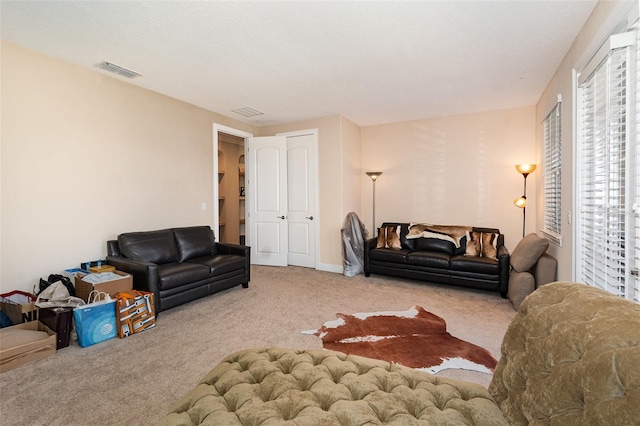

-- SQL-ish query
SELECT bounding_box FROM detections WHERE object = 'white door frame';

[212,124,253,242]
[212,124,319,269]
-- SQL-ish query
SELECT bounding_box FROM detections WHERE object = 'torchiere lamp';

[366,172,382,233]
[513,164,536,237]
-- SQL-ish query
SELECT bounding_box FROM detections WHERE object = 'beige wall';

[339,117,363,229]
[361,107,536,251]
[0,41,257,292]
[534,0,635,280]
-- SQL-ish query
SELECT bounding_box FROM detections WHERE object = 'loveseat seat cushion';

[367,248,410,263]
[187,254,247,275]
[449,255,498,275]
[157,262,211,290]
[118,229,180,264]
[406,251,450,268]
[173,226,216,262]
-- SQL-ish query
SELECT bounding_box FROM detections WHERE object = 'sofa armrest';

[215,243,251,283]
[106,255,161,308]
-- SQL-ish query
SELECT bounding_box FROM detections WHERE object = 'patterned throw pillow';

[481,232,498,260]
[375,226,401,250]
[386,226,401,249]
[464,231,499,259]
[376,227,387,249]
[464,231,482,256]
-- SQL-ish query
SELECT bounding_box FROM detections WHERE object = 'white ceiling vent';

[96,61,142,79]
[232,107,264,117]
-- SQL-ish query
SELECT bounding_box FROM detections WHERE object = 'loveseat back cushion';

[173,226,217,262]
[510,232,549,272]
[157,262,211,291]
[489,282,640,425]
[118,229,180,264]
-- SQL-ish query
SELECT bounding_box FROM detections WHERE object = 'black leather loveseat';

[106,225,250,312]
[364,222,509,298]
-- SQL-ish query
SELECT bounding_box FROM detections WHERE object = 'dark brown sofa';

[365,222,509,297]
[106,225,249,312]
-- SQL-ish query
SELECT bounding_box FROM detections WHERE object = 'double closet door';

[246,131,317,268]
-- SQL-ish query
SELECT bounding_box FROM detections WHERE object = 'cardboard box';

[89,265,116,273]
[75,271,133,302]
[0,321,56,373]
[62,268,88,282]
[0,291,38,325]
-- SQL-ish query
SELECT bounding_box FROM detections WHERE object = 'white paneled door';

[247,136,288,266]
[286,133,316,268]
[246,131,317,268]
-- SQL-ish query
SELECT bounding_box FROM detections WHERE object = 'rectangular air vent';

[96,61,142,79]
[232,107,264,117]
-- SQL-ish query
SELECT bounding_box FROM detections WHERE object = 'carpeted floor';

[0,266,516,425]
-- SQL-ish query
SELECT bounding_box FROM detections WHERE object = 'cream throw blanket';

[406,223,472,248]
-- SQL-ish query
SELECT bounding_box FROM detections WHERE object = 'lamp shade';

[366,171,382,181]
[515,164,536,175]
[513,196,527,208]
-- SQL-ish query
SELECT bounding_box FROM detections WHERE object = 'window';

[576,29,639,302]
[542,98,562,243]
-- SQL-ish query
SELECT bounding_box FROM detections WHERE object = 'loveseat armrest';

[497,243,510,298]
[215,242,248,257]
[215,243,251,283]
[363,237,378,276]
[105,255,161,308]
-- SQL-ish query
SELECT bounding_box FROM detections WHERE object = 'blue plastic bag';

[73,292,117,348]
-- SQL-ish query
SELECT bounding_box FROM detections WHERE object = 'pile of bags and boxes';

[0,262,156,373]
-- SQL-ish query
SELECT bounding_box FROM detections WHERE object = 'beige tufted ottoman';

[158,348,507,425]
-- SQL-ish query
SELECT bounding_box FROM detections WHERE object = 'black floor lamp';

[513,164,536,238]
[366,171,382,233]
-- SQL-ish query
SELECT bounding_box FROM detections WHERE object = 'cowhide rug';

[302,306,497,374]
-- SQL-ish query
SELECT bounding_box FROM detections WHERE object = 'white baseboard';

[318,263,343,274]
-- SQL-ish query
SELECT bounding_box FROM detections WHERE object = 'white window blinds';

[632,28,640,303]
[542,99,562,241]
[577,31,638,302]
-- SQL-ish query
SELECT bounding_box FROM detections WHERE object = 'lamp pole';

[366,172,382,233]
[514,164,536,238]
[522,173,528,238]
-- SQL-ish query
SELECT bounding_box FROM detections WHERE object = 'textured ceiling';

[1,1,598,127]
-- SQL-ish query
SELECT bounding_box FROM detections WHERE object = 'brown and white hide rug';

[302,306,497,374]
